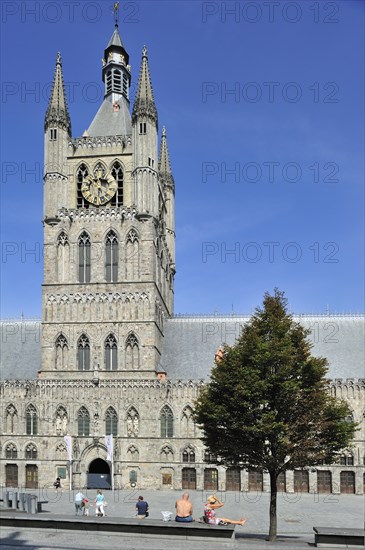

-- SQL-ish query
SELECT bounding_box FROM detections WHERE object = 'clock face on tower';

[81,169,117,206]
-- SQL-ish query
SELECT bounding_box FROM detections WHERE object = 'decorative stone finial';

[142,45,148,57]
[56,52,62,65]
[162,126,166,137]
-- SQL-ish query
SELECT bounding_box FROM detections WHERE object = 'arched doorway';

[87,458,111,490]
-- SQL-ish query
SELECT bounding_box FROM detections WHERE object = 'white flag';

[64,435,72,461]
[105,434,113,462]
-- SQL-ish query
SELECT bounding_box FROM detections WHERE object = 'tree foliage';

[194,289,356,540]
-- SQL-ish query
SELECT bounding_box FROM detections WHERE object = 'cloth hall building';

[0,23,364,495]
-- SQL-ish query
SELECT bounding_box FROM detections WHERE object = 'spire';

[159,127,174,189]
[44,52,71,134]
[132,46,158,126]
[107,25,124,49]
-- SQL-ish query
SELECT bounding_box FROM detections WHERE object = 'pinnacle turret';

[132,46,158,126]
[159,127,174,189]
[44,52,71,134]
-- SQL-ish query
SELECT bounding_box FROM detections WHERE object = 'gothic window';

[340,454,354,466]
[77,334,90,371]
[160,405,174,438]
[181,406,195,437]
[77,407,90,436]
[126,229,139,280]
[78,232,91,283]
[5,443,17,459]
[126,407,139,437]
[105,333,118,370]
[139,122,147,135]
[50,128,57,140]
[57,232,69,283]
[55,442,67,458]
[160,445,174,461]
[182,446,195,463]
[55,334,68,370]
[25,443,38,460]
[127,445,139,460]
[94,162,106,177]
[105,407,118,436]
[111,162,123,206]
[55,406,68,435]
[26,404,38,436]
[105,231,118,282]
[5,404,17,433]
[204,450,218,463]
[125,333,140,369]
[77,164,89,208]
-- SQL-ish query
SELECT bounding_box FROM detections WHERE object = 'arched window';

[126,407,139,437]
[55,334,68,370]
[160,405,174,437]
[55,406,68,435]
[182,446,195,463]
[78,232,91,283]
[77,407,90,436]
[181,406,195,437]
[77,334,90,371]
[5,404,17,433]
[57,232,69,283]
[111,162,123,206]
[5,443,17,459]
[105,231,118,282]
[125,229,139,279]
[127,445,139,460]
[77,164,89,208]
[160,445,174,461]
[25,443,38,460]
[105,334,118,370]
[125,333,140,369]
[26,405,38,436]
[105,407,118,436]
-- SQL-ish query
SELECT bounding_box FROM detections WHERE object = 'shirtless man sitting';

[175,491,193,522]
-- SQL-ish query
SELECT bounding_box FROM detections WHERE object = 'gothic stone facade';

[1,23,364,495]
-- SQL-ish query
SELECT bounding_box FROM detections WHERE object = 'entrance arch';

[87,458,111,489]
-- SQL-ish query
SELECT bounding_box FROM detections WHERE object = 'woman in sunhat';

[204,495,246,526]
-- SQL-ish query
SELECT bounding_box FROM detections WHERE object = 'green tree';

[194,289,356,541]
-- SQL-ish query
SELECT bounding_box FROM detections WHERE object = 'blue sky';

[0,0,364,317]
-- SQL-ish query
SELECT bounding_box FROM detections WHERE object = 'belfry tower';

[42,21,175,380]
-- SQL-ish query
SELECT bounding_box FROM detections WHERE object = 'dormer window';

[50,128,57,141]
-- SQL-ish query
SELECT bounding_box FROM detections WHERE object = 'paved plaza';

[1,489,363,549]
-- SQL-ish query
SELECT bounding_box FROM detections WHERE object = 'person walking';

[95,490,106,517]
[74,490,85,516]
[135,495,149,518]
[175,491,193,522]
[53,477,61,493]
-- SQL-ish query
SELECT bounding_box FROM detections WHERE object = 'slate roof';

[1,315,364,382]
[87,96,132,137]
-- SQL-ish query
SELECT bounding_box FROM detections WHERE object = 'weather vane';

[113,2,120,27]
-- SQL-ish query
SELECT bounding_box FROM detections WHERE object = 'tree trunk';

[268,470,278,541]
